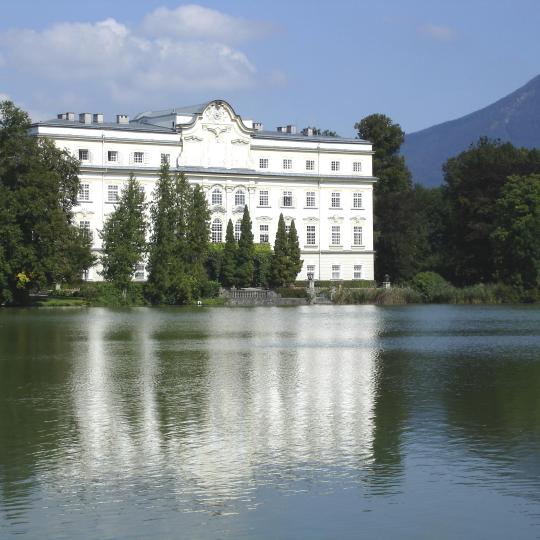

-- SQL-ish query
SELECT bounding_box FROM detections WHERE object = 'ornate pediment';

[256,216,272,223]
[231,138,250,145]
[303,216,319,223]
[329,215,345,223]
[204,102,230,123]
[203,125,231,141]
[211,205,226,214]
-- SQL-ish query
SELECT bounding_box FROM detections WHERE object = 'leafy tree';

[271,213,290,287]
[100,173,147,298]
[443,138,540,284]
[301,126,338,137]
[412,184,451,276]
[186,184,210,284]
[221,219,238,287]
[236,205,255,287]
[253,243,273,288]
[356,113,417,282]
[287,219,303,282]
[145,164,180,303]
[0,100,92,304]
[491,174,540,293]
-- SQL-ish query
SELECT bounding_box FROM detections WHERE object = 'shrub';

[276,287,308,299]
[410,272,454,302]
[79,282,146,306]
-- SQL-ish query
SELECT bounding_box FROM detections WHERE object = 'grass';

[37,297,87,307]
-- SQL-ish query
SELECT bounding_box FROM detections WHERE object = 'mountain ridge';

[401,74,540,186]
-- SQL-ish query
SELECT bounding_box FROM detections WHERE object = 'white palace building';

[31,100,376,281]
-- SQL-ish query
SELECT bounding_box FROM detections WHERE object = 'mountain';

[401,74,540,186]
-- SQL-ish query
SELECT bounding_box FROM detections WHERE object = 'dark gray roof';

[132,101,213,121]
[34,118,175,133]
[253,131,369,144]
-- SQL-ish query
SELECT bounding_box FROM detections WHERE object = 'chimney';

[57,113,67,120]
[305,127,314,136]
[116,114,129,124]
[66,112,75,121]
[93,113,104,124]
[253,121,264,132]
[79,112,92,124]
[286,125,296,134]
[277,126,285,133]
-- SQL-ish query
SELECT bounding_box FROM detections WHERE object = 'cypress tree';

[221,219,238,287]
[100,173,147,298]
[236,205,255,287]
[271,213,289,287]
[186,184,210,281]
[287,219,303,283]
[146,164,178,303]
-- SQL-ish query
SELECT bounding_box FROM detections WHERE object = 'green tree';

[491,174,540,293]
[100,173,147,298]
[287,219,303,282]
[356,113,417,282]
[145,164,180,303]
[253,243,273,288]
[443,138,540,284]
[0,100,93,304]
[236,205,255,287]
[221,219,238,287]
[186,184,210,285]
[271,213,289,287]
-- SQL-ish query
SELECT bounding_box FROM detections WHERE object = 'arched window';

[235,189,245,207]
[211,187,223,206]
[234,219,242,241]
[211,218,223,243]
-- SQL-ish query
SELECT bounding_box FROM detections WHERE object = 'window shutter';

[143,152,149,165]
[116,152,121,165]
[87,151,92,164]
[129,153,134,165]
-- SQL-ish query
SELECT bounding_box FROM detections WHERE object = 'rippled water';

[1,305,540,539]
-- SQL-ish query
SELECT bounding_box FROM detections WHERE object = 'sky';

[1,0,540,136]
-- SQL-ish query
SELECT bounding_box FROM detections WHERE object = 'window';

[331,192,341,208]
[306,225,316,245]
[259,190,269,206]
[134,264,145,280]
[211,218,222,243]
[133,151,144,164]
[353,226,363,246]
[107,150,118,162]
[78,183,90,201]
[107,185,119,202]
[282,191,293,207]
[331,225,341,245]
[260,224,269,243]
[259,158,269,169]
[211,187,222,206]
[79,220,92,241]
[283,159,292,170]
[234,220,242,242]
[353,192,363,208]
[306,160,315,171]
[161,153,170,165]
[353,161,362,172]
[78,149,89,161]
[332,265,341,280]
[307,264,315,280]
[354,265,362,280]
[235,189,246,207]
[285,224,291,235]
[306,191,316,207]
[331,160,340,172]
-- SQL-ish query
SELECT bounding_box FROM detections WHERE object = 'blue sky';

[1,0,539,136]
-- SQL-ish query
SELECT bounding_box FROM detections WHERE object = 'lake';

[1,305,539,539]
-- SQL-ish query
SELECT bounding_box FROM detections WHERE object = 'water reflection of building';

[60,307,381,505]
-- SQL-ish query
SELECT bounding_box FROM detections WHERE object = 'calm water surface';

[0,305,539,539]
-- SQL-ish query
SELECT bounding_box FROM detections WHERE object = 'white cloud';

[0,6,269,110]
[420,24,456,42]
[141,4,271,43]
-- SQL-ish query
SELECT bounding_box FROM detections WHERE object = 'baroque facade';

[31,100,376,281]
